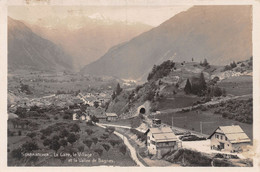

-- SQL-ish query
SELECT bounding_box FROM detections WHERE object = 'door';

[219,142,224,150]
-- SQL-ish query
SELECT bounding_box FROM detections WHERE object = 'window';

[220,135,223,140]
[147,136,150,140]
[148,143,150,146]
[225,136,227,141]
[216,134,219,139]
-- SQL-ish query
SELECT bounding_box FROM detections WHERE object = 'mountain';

[8,17,73,72]
[81,6,252,80]
[27,16,152,70]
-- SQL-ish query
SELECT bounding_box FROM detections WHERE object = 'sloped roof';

[8,113,19,119]
[149,127,178,143]
[106,113,118,117]
[209,125,251,143]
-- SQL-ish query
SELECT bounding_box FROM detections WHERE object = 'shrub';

[83,139,92,149]
[109,140,121,147]
[60,139,68,147]
[78,145,85,152]
[105,127,115,134]
[85,129,94,135]
[11,148,23,160]
[119,145,127,155]
[21,142,39,152]
[43,138,51,147]
[67,133,77,145]
[70,123,80,133]
[92,137,98,145]
[49,140,61,152]
[94,149,103,156]
[60,129,69,138]
[102,144,110,152]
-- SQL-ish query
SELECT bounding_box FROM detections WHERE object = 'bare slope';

[8,17,73,72]
[81,6,252,80]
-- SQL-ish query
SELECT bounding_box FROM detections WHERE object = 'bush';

[83,139,92,149]
[43,138,51,147]
[11,148,23,160]
[67,133,77,145]
[60,129,69,138]
[102,144,110,152]
[70,123,80,133]
[85,129,94,135]
[60,139,68,147]
[49,140,61,152]
[78,145,85,152]
[109,139,121,147]
[92,137,98,145]
[119,145,127,155]
[105,127,115,134]
[21,142,39,152]
[94,149,103,156]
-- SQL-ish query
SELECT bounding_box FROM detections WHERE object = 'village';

[67,91,253,167]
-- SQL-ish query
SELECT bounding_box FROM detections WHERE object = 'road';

[96,123,145,167]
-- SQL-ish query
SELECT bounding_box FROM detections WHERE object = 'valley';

[6,5,254,167]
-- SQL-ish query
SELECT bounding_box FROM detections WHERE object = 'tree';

[94,149,103,156]
[60,129,69,138]
[83,139,92,149]
[11,148,23,160]
[102,144,110,152]
[184,79,192,94]
[21,142,39,152]
[49,140,61,152]
[199,72,206,90]
[70,123,80,133]
[116,83,123,95]
[59,139,68,147]
[67,133,77,145]
[94,101,99,108]
[119,145,127,155]
[111,91,116,100]
[43,138,51,147]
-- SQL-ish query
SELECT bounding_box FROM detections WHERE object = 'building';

[208,125,251,152]
[145,127,179,158]
[106,113,118,121]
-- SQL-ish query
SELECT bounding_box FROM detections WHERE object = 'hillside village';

[7,57,253,167]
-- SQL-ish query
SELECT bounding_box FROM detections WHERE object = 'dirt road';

[96,123,145,167]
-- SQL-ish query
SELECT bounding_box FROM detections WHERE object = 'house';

[208,125,251,152]
[145,127,179,158]
[106,113,118,121]
[72,113,78,120]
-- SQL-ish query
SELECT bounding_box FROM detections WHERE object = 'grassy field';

[218,75,252,96]
[157,95,200,110]
[156,110,253,140]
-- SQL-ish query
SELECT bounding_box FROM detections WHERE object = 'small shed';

[208,125,251,152]
[106,113,118,121]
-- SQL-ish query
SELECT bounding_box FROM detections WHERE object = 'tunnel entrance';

[139,107,146,114]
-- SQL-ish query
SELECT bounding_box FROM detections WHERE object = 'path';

[96,123,145,167]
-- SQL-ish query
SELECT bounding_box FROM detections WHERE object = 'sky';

[8,6,192,27]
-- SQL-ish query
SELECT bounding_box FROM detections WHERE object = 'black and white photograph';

[1,0,260,169]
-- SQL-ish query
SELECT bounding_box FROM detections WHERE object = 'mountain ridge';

[81,5,252,80]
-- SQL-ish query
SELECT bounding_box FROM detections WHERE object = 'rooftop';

[149,127,178,143]
[210,125,251,144]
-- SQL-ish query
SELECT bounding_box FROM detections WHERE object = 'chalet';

[106,113,118,121]
[208,125,251,153]
[145,127,179,158]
